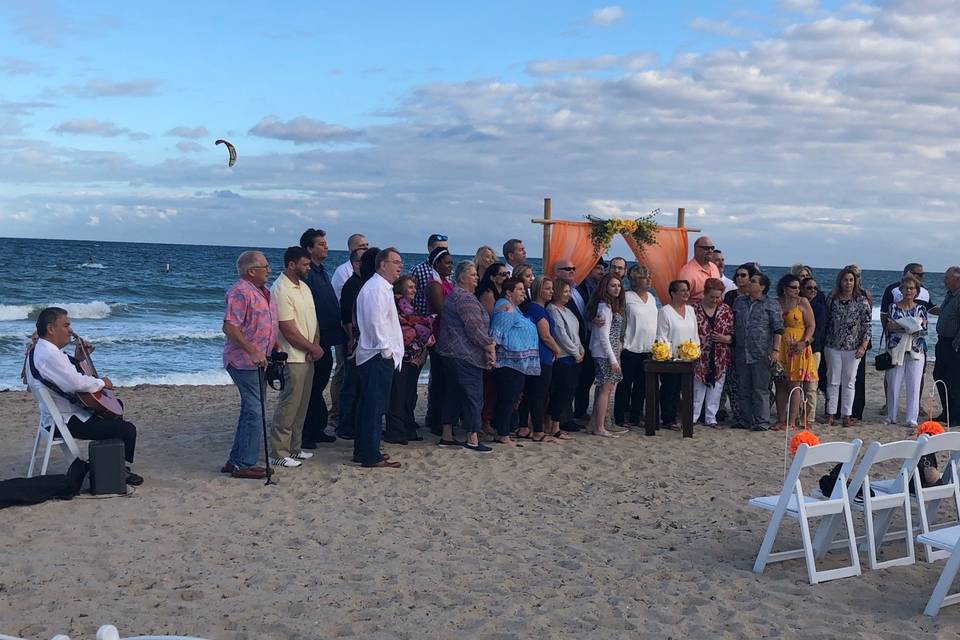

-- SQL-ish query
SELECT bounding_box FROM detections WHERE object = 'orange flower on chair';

[916,421,945,438]
[790,430,821,455]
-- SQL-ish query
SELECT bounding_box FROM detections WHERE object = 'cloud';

[0,1,121,47]
[779,0,822,14]
[70,78,163,98]
[588,6,626,26]
[690,17,749,39]
[2,0,960,269]
[527,53,654,76]
[167,126,209,139]
[87,215,100,226]
[176,141,204,153]
[51,118,149,140]
[248,116,361,144]
[0,56,45,76]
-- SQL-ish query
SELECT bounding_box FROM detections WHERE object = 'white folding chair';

[847,438,928,570]
[916,525,960,616]
[97,625,211,640]
[749,439,863,584]
[893,432,960,562]
[26,384,83,477]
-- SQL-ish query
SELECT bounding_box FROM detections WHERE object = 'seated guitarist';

[25,307,143,486]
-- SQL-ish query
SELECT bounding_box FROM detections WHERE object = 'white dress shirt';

[26,338,104,426]
[721,275,737,294]
[570,286,586,317]
[355,272,404,369]
[331,259,353,302]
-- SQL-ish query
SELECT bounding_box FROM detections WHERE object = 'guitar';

[72,332,124,418]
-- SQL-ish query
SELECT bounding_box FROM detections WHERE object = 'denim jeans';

[227,366,264,468]
[354,355,396,465]
[440,356,484,433]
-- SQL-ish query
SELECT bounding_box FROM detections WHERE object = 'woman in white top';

[586,274,626,437]
[614,265,658,427]
[547,278,584,438]
[655,279,699,428]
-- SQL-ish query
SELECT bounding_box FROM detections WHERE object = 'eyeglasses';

[696,244,715,251]
[250,265,270,270]
[557,266,576,272]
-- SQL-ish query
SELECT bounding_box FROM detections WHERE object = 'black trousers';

[659,372,681,425]
[550,361,578,422]
[492,367,526,437]
[302,345,333,445]
[519,364,552,433]
[614,350,648,424]
[934,339,960,424]
[385,360,422,442]
[425,347,445,432]
[67,414,137,463]
[574,347,595,418]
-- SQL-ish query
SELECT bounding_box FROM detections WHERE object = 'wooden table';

[644,359,695,438]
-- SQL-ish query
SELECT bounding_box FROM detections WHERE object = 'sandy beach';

[2,368,958,638]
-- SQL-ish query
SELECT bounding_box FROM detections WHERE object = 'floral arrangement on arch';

[586,210,660,257]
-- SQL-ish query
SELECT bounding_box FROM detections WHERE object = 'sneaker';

[269,456,302,468]
[462,442,493,453]
[291,451,314,460]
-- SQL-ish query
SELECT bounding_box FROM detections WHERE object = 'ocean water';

[0,237,946,390]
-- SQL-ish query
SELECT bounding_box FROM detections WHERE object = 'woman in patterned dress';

[586,274,626,437]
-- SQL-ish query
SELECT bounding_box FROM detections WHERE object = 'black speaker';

[89,439,127,495]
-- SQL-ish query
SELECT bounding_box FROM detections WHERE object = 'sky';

[0,0,957,270]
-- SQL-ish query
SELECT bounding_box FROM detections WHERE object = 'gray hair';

[454,260,476,284]
[236,250,264,276]
[947,266,960,278]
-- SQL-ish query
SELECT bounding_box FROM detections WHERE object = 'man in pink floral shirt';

[221,250,280,479]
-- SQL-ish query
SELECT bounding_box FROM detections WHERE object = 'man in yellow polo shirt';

[269,246,324,468]
[677,235,720,304]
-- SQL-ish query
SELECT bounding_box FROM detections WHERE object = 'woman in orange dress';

[774,274,818,429]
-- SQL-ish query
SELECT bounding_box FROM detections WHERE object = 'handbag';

[874,332,894,371]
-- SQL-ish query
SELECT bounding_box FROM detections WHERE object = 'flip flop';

[530,433,556,443]
[591,431,619,438]
[551,431,572,440]
[511,429,533,439]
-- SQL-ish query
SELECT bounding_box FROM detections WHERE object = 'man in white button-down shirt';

[25,307,142,485]
[353,247,405,468]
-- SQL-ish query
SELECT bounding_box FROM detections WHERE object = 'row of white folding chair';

[26,384,83,478]
[751,433,960,585]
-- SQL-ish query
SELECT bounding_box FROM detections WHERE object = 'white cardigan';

[589,302,619,361]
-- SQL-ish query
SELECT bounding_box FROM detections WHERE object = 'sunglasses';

[430,234,449,242]
[696,244,715,251]
[493,271,508,277]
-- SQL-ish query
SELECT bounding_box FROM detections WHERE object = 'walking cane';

[257,365,275,486]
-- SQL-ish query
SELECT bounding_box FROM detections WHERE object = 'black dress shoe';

[383,438,408,445]
[126,471,144,486]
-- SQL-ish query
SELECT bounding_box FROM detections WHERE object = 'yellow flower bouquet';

[677,339,701,362]
[651,339,672,362]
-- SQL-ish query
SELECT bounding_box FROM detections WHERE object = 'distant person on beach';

[773,274,817,430]
[656,279,699,429]
[588,274,626,437]
[473,245,497,281]
[883,274,927,427]
[412,233,449,315]
[693,278,733,428]
[801,276,827,422]
[476,261,508,315]
[436,261,495,452]
[26,307,142,486]
[823,266,872,428]
[722,262,760,426]
[733,273,783,431]
[711,249,736,294]
[299,228,345,448]
[677,236,720,305]
[353,248,405,468]
[424,246,455,435]
[614,264,658,428]
[609,257,627,281]
[933,266,960,426]
[489,276,539,446]
[268,246,321,469]
[553,259,589,430]
[221,250,279,479]
[513,264,535,309]
[830,264,873,422]
[880,263,934,414]
[502,239,527,277]
[515,276,563,442]
[338,247,377,441]
[548,277,583,437]
[331,233,369,302]
[385,274,435,445]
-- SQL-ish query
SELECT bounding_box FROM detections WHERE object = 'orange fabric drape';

[623,227,689,302]
[545,220,601,286]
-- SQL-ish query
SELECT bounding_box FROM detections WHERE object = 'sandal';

[511,428,533,439]
[550,431,572,440]
[531,433,556,443]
